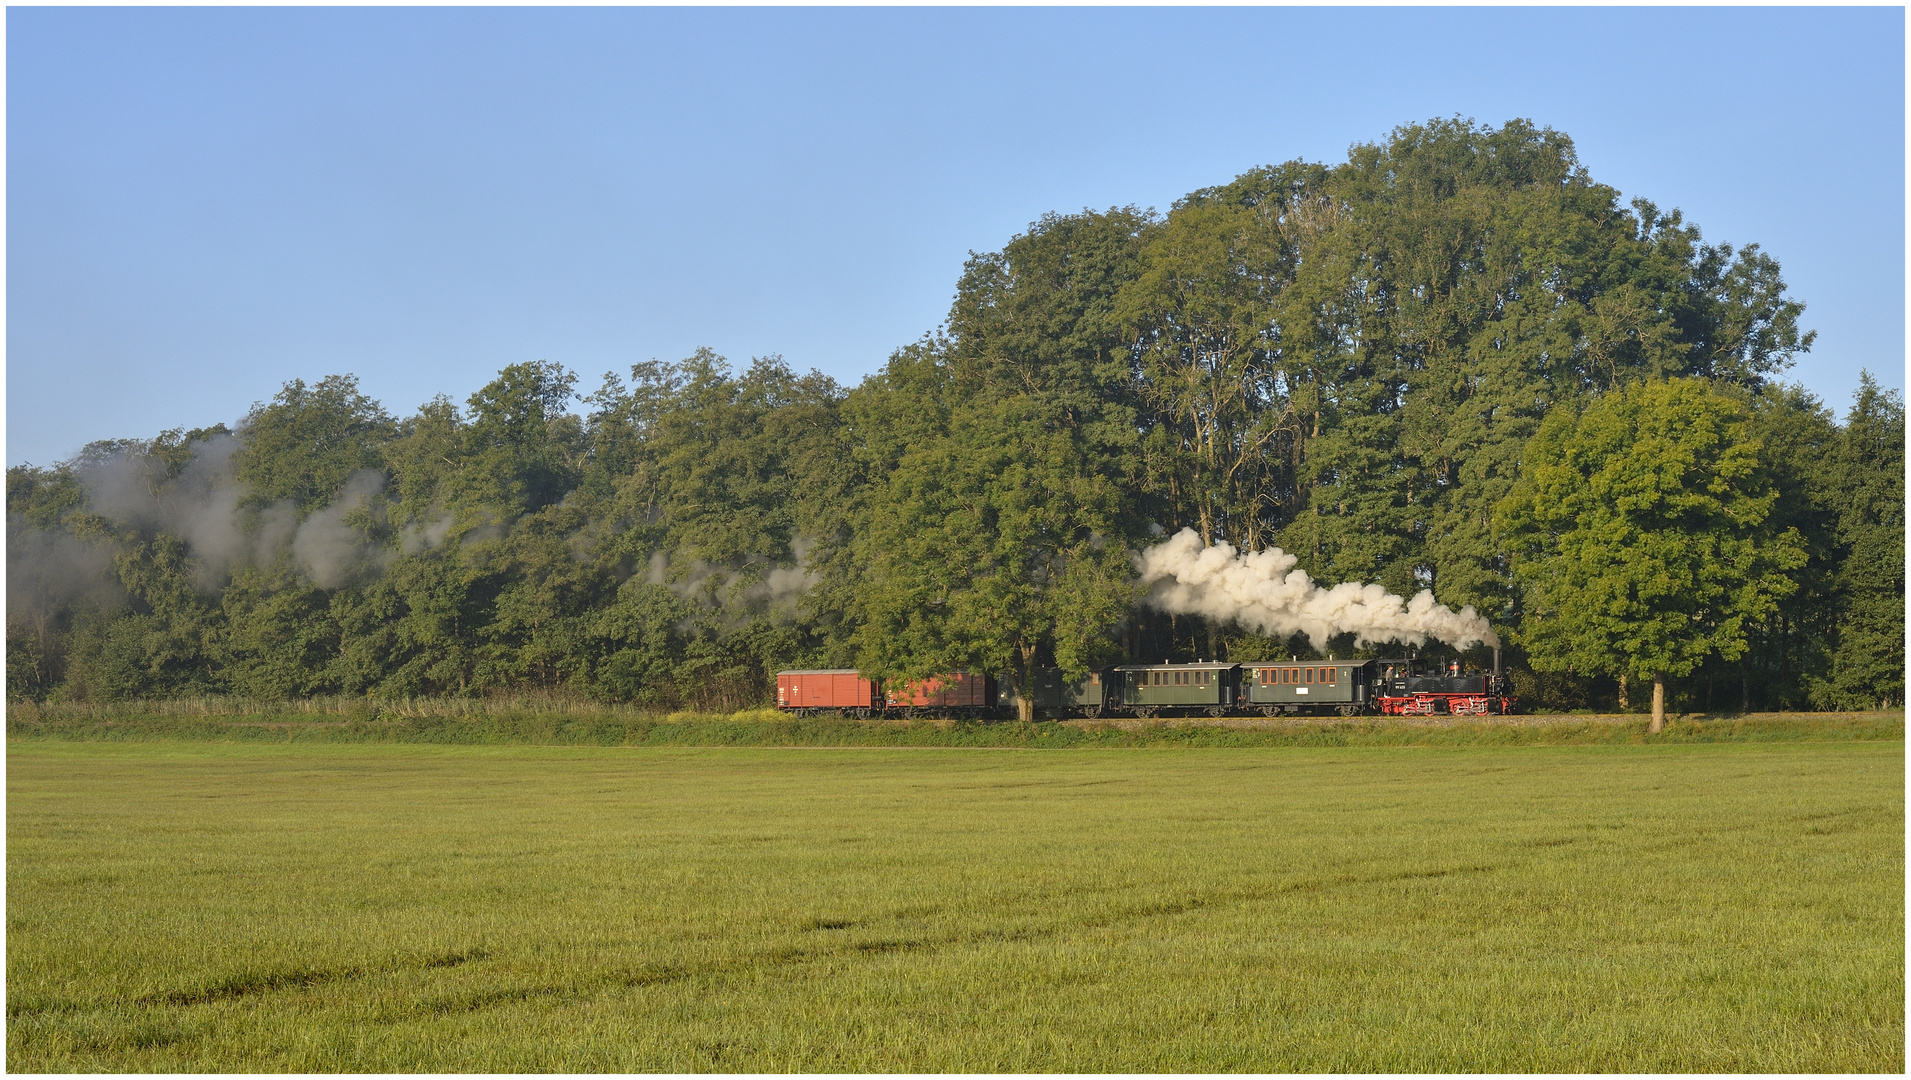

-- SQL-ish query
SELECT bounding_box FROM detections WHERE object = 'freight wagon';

[885,672,995,717]
[775,669,882,717]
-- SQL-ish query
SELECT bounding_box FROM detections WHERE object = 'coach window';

[1305,668,1315,684]
[1325,668,1336,685]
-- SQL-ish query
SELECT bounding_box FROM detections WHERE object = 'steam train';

[775,654,1515,719]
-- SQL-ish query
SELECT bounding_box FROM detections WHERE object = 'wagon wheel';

[1337,705,1359,717]
[1083,705,1102,719]
[1206,706,1227,718]
[854,707,872,720]
[1260,706,1279,717]
[1136,706,1157,719]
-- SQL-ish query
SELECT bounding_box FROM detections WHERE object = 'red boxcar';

[883,672,995,714]
[775,670,882,715]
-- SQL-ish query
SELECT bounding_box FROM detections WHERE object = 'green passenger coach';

[1117,662,1239,717]
[1239,659,1376,716]
[998,668,1117,718]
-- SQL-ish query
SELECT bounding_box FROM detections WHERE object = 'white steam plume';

[6,524,127,616]
[643,538,820,622]
[1134,528,1499,651]
[290,470,391,587]
[77,440,395,590]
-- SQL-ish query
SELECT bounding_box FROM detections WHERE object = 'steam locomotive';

[775,653,1515,719]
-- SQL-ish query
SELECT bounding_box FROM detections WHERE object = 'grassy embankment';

[8,737,1903,1070]
[7,697,1903,748]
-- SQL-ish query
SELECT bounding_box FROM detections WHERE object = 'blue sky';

[8,6,1904,466]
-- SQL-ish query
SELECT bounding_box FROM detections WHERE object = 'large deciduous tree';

[1496,378,1807,730]
[852,211,1151,717]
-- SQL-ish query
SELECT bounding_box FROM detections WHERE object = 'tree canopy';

[1496,378,1808,729]
[7,118,1900,714]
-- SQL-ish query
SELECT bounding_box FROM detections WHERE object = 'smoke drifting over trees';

[1136,529,1499,651]
[7,119,1902,712]
[63,438,392,592]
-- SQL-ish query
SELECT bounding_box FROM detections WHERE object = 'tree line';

[7,119,1903,714]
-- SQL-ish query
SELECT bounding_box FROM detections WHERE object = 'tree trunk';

[1649,673,1666,734]
[1742,664,1750,714]
[1017,641,1037,723]
[1617,672,1629,711]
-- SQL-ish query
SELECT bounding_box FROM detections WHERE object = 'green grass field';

[8,740,1903,1071]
